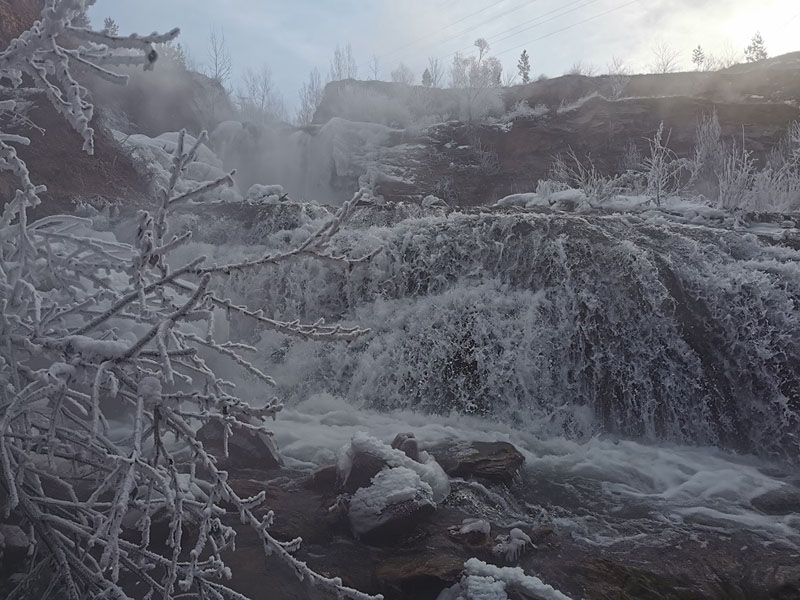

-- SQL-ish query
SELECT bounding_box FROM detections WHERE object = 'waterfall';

[186,204,800,459]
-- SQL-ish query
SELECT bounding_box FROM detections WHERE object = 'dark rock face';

[751,486,800,515]
[340,450,387,494]
[196,420,283,471]
[310,55,800,208]
[376,554,465,599]
[429,441,525,483]
[350,493,437,546]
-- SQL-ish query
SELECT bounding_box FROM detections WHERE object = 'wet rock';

[751,486,800,515]
[340,450,387,494]
[391,432,421,462]
[429,441,524,483]
[448,518,493,548]
[577,559,705,600]
[303,464,338,494]
[348,467,436,545]
[376,554,464,599]
[196,420,282,471]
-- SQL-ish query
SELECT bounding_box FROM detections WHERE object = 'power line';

[378,0,514,62]
[491,0,643,60]
[402,0,542,62]
[436,0,603,62]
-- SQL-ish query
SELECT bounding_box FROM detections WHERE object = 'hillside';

[310,54,800,206]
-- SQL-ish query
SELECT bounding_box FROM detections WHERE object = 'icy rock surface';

[438,558,572,600]
[348,466,436,540]
[338,432,451,503]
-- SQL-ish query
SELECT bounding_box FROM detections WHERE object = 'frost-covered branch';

[0,3,379,599]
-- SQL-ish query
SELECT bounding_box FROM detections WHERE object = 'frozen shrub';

[640,122,687,206]
[0,3,379,599]
[502,100,549,122]
[549,148,621,200]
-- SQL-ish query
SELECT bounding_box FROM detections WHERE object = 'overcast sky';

[90,0,799,116]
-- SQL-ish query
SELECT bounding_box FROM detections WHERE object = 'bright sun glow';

[723,0,799,56]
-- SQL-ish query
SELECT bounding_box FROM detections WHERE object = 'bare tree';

[206,27,232,87]
[368,54,380,80]
[606,56,631,99]
[391,62,415,85]
[297,67,325,125]
[567,61,597,76]
[238,64,287,123]
[427,57,444,87]
[329,43,358,81]
[650,40,681,73]
[704,41,742,71]
[502,71,518,86]
[449,39,504,122]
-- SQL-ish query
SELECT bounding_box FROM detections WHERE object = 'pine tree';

[691,45,705,70]
[745,32,768,62]
[102,17,119,36]
[517,49,531,84]
[422,67,433,87]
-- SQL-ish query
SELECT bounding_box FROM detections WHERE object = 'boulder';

[338,432,451,502]
[391,432,421,462]
[376,554,465,599]
[196,420,283,471]
[429,441,524,483]
[303,464,338,494]
[751,486,800,515]
[348,467,436,545]
[341,450,388,494]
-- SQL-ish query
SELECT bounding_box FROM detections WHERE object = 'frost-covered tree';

[650,40,681,73]
[368,53,380,80]
[296,67,324,126]
[449,39,504,122]
[205,26,232,87]
[421,68,432,87]
[517,49,531,84]
[745,31,768,62]
[0,2,380,599]
[390,62,414,85]
[691,45,705,70]
[159,39,191,70]
[238,64,287,124]
[329,42,358,81]
[427,56,444,88]
[606,56,631,100]
[102,16,119,36]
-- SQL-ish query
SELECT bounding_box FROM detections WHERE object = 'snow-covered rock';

[348,466,436,542]
[246,184,286,203]
[437,558,572,600]
[338,432,450,503]
[422,194,448,208]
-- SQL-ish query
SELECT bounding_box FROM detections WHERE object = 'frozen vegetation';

[2,2,800,600]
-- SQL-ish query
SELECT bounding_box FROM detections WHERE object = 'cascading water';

[181,202,800,461]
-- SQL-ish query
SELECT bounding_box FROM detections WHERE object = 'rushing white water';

[175,201,800,460]
[145,198,800,568]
